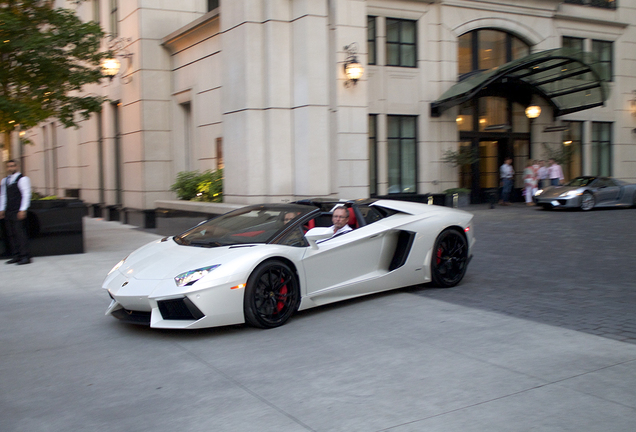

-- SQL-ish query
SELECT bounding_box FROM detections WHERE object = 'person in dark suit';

[0,160,32,265]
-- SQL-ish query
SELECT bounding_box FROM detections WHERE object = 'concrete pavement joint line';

[375,358,636,432]
[173,343,318,432]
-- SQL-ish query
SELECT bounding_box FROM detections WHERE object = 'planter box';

[444,192,471,208]
[0,199,86,257]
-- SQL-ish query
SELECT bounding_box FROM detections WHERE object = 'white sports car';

[103,199,475,329]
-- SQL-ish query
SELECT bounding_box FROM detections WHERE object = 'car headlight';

[534,189,543,196]
[174,265,221,287]
[559,190,581,198]
[107,256,128,275]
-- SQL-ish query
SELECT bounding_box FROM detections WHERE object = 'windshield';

[566,177,596,187]
[174,204,315,247]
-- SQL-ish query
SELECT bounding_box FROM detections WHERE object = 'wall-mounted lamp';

[101,36,133,84]
[525,105,541,119]
[343,43,364,87]
[630,90,636,117]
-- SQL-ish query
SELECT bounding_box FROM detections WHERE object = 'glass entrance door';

[479,139,505,189]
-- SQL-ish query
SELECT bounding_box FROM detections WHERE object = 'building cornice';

[553,13,628,29]
[161,8,220,48]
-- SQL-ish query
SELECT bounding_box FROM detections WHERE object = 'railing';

[564,0,617,9]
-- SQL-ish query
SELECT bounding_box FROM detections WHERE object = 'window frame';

[592,39,613,82]
[367,16,377,66]
[458,29,530,79]
[591,122,612,177]
[387,115,418,194]
[369,114,378,196]
[385,18,417,68]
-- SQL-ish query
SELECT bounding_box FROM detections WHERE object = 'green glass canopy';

[430,48,610,118]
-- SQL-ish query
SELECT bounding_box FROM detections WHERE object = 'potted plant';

[1,193,86,257]
[441,146,478,207]
[443,188,471,208]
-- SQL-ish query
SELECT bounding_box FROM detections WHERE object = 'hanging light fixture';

[525,105,541,119]
[101,36,133,83]
[343,43,364,87]
[100,57,121,79]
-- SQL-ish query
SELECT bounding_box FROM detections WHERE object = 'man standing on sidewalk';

[0,160,32,265]
[548,158,565,186]
[499,157,514,205]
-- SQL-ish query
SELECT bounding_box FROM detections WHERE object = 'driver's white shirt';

[331,224,352,237]
[317,224,352,243]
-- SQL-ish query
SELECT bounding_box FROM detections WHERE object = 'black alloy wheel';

[244,260,300,328]
[431,228,468,288]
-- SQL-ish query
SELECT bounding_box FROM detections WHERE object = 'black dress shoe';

[17,258,31,265]
[6,257,20,264]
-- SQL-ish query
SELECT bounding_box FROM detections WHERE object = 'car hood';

[117,238,262,281]
[538,186,582,198]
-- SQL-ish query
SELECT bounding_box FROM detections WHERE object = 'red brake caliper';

[436,247,443,265]
[277,278,287,312]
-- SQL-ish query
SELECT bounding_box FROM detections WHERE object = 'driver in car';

[317,206,352,243]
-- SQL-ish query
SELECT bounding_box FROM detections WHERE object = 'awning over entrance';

[430,48,610,118]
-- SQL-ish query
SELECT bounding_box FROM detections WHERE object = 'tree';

[0,0,110,160]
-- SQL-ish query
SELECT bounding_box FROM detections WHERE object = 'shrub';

[443,188,471,195]
[170,169,223,203]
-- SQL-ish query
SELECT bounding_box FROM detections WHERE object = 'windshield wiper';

[188,240,224,248]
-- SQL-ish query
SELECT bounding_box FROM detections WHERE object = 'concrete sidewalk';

[1,216,635,432]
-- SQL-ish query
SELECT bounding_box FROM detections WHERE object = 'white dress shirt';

[0,172,32,212]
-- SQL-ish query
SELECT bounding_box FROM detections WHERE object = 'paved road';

[414,203,636,344]
[1,210,635,432]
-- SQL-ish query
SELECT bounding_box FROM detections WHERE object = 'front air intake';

[157,297,205,320]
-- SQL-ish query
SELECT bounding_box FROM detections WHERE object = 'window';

[110,0,118,37]
[563,37,586,80]
[591,122,612,176]
[386,19,417,67]
[592,40,613,81]
[563,121,583,179]
[367,16,376,65]
[208,0,219,11]
[369,115,377,196]
[387,116,417,194]
[564,0,617,10]
[458,29,529,78]
[92,0,100,23]
[563,36,584,52]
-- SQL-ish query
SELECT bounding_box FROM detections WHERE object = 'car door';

[595,178,620,204]
[300,222,393,302]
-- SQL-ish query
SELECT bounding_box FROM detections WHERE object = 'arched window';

[458,29,530,79]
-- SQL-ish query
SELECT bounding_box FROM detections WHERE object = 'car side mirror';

[305,227,333,248]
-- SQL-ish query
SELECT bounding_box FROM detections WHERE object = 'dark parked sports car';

[534,176,636,211]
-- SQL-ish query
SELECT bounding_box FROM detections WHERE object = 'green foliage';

[443,188,471,195]
[0,0,111,158]
[31,191,57,200]
[441,146,479,167]
[170,169,223,203]
[541,143,575,167]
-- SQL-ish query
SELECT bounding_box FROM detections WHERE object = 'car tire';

[244,260,300,329]
[431,228,468,288]
[580,191,595,211]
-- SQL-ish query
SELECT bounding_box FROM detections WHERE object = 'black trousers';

[4,213,29,259]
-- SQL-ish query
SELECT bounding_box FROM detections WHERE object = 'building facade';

[6,0,636,225]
